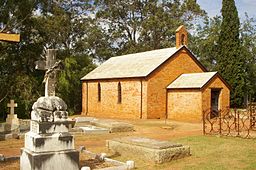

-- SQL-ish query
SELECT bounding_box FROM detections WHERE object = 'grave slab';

[75,117,134,133]
[79,126,109,134]
[107,137,190,164]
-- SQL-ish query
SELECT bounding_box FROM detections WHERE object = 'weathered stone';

[5,100,20,131]
[81,167,91,170]
[24,132,74,153]
[79,126,109,134]
[107,137,190,164]
[30,120,74,134]
[20,148,79,170]
[90,119,134,133]
[20,95,79,170]
[126,160,135,170]
[31,96,68,122]
[0,154,4,161]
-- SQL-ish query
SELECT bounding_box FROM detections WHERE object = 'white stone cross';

[7,99,17,115]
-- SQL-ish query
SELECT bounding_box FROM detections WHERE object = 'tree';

[57,54,95,114]
[93,0,206,56]
[216,0,246,106]
[240,14,256,103]
[0,1,96,119]
[190,16,222,71]
[0,0,47,119]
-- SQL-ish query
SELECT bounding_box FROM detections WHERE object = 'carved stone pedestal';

[20,120,79,170]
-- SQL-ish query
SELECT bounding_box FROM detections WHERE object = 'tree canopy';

[0,0,256,120]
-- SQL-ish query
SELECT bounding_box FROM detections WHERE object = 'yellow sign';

[0,33,20,42]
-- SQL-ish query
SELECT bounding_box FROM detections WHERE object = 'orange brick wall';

[146,50,204,119]
[202,76,230,113]
[168,89,202,122]
[81,79,147,119]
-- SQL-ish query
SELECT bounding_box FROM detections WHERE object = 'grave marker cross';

[7,100,18,115]
[35,49,62,97]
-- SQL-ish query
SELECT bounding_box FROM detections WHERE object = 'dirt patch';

[0,119,202,169]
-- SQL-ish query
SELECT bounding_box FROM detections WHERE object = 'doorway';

[211,89,221,118]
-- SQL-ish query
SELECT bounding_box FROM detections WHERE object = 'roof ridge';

[112,47,176,59]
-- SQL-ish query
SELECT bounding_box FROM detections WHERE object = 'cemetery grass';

[1,120,256,169]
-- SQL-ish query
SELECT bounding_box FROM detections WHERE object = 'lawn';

[105,135,256,170]
[1,120,256,170]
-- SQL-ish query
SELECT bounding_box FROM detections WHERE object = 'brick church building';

[81,26,230,122]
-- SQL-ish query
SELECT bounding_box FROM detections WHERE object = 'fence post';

[219,109,222,135]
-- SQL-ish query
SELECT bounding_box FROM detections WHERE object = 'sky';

[197,0,256,19]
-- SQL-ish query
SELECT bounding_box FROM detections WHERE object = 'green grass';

[115,135,256,170]
[172,136,256,170]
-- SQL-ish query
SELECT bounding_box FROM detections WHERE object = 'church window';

[98,82,101,102]
[118,82,122,103]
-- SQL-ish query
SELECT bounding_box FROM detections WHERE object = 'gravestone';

[107,137,190,164]
[5,100,19,132]
[20,49,79,170]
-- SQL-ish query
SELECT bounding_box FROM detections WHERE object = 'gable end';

[146,46,208,79]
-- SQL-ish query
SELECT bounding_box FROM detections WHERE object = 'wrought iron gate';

[203,104,256,138]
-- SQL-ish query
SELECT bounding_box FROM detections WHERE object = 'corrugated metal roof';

[81,47,180,80]
[167,72,217,89]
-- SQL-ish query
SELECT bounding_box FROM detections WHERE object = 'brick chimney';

[176,25,188,49]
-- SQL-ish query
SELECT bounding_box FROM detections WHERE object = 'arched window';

[118,82,122,103]
[181,34,185,45]
[98,82,101,102]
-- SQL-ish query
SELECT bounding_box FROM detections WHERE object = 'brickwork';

[167,75,230,122]
[168,89,202,122]
[202,76,230,113]
[176,26,188,49]
[82,79,146,119]
[146,50,204,119]
[81,49,230,121]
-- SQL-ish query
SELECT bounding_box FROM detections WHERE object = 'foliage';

[240,14,256,102]
[0,0,256,120]
[57,54,95,114]
[93,0,206,55]
[189,16,222,71]
[0,0,95,119]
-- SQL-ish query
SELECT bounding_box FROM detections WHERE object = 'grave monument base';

[20,148,79,170]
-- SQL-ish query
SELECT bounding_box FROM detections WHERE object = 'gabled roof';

[167,72,218,89]
[81,46,207,81]
[81,47,181,80]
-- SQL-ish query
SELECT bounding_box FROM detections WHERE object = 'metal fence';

[203,104,256,138]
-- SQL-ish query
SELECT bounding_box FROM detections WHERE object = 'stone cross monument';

[20,49,79,170]
[7,99,17,115]
[6,99,19,131]
[35,49,62,96]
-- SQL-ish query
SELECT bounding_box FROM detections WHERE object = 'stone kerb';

[107,137,190,164]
